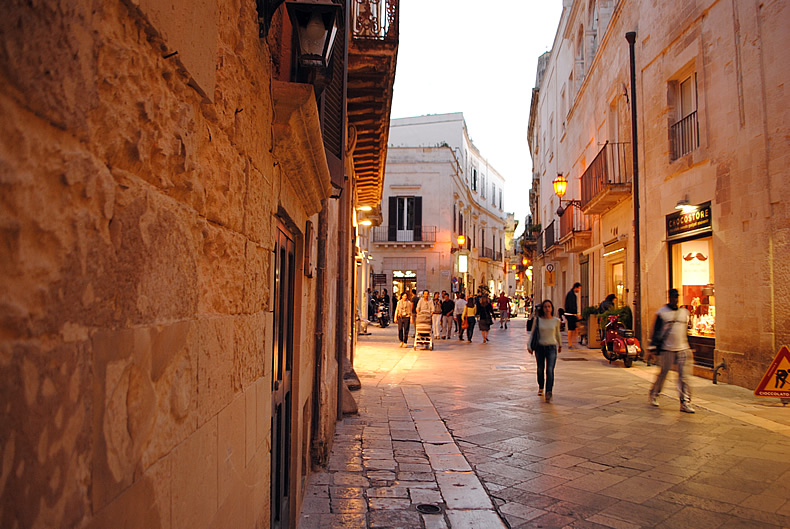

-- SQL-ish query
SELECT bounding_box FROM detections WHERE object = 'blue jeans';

[535,344,558,393]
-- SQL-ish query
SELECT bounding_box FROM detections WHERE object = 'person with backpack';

[649,289,695,413]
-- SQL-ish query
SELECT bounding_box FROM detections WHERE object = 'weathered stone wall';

[0,0,334,527]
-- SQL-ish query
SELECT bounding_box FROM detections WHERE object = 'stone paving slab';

[300,323,790,528]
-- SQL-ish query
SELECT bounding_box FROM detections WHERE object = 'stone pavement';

[299,319,790,529]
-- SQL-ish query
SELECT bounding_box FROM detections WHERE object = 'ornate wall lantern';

[552,173,568,198]
[552,173,582,216]
[457,234,466,248]
[287,0,341,69]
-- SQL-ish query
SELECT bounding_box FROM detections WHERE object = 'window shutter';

[388,197,397,241]
[413,197,423,241]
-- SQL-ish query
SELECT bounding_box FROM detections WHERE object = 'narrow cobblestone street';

[299,320,790,529]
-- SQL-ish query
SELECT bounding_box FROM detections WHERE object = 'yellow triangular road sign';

[754,345,790,398]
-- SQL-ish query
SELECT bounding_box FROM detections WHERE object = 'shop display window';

[671,236,714,337]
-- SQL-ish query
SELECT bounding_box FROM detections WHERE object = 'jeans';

[397,317,411,343]
[441,314,454,338]
[535,344,558,393]
[650,349,692,403]
[455,315,464,339]
[465,317,476,341]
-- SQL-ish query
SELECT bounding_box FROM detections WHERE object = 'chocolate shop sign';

[666,202,712,240]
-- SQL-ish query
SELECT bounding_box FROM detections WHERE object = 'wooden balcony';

[348,0,399,209]
[581,141,632,215]
[558,207,592,253]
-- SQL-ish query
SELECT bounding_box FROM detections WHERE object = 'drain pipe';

[713,358,727,384]
[626,31,642,345]
[310,202,329,463]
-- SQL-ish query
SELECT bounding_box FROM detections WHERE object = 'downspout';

[311,202,329,463]
[626,31,642,342]
[336,187,349,420]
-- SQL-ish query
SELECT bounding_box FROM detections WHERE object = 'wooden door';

[271,223,296,529]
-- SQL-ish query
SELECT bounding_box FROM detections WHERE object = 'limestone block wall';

[637,0,790,387]
[0,1,333,528]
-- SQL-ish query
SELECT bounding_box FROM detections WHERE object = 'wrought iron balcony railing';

[581,141,632,212]
[559,206,590,239]
[670,111,699,160]
[545,221,556,250]
[352,0,398,42]
[481,247,493,260]
[372,226,436,243]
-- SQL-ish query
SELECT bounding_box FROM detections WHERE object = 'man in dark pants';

[564,282,581,349]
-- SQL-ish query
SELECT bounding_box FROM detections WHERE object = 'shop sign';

[392,270,416,279]
[666,202,712,240]
[754,345,790,398]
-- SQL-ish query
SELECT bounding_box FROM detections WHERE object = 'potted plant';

[581,306,600,344]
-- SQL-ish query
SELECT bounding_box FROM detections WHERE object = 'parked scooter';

[376,302,390,328]
[600,314,642,367]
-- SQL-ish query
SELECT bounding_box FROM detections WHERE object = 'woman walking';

[527,299,562,403]
[478,296,495,343]
[395,292,413,347]
[461,296,478,342]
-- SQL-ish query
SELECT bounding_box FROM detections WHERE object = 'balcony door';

[388,196,422,241]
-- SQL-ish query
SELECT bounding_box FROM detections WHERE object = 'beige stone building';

[0,1,397,528]
[528,0,789,389]
[367,114,508,301]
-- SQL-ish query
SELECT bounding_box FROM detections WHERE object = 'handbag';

[528,318,540,351]
[462,317,469,329]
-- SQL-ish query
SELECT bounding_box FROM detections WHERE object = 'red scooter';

[600,314,642,367]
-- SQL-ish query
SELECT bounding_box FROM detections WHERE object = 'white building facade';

[369,113,508,301]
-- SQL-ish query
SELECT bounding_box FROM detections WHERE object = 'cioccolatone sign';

[666,201,712,240]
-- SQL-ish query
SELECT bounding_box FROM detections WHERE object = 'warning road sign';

[754,345,790,398]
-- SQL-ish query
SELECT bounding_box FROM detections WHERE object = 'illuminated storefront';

[666,202,715,367]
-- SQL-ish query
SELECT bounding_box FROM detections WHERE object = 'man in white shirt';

[454,293,467,341]
[649,289,694,413]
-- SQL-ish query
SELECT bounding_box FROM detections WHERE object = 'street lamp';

[457,234,468,294]
[552,173,582,216]
[286,0,341,69]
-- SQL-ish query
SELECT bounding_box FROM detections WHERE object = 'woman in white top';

[528,299,562,403]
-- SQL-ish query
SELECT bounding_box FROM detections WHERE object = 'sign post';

[754,346,790,402]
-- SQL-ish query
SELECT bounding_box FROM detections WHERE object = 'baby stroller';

[414,312,434,350]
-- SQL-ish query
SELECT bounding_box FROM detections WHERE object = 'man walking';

[454,293,467,341]
[564,282,581,349]
[649,289,695,413]
[431,292,443,340]
[497,291,511,328]
[440,293,455,339]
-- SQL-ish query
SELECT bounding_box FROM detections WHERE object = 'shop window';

[604,245,626,308]
[671,236,714,337]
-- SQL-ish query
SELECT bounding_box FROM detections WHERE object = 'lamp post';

[457,234,468,295]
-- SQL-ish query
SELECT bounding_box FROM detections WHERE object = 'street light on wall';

[286,1,341,69]
[552,173,582,217]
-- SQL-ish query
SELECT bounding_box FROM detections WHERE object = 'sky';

[389,1,563,237]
